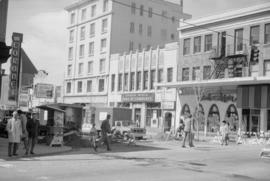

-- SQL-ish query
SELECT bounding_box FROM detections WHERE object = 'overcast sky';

[5,0,269,85]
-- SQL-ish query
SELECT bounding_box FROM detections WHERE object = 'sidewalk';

[0,137,72,160]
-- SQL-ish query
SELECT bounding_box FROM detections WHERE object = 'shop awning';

[36,105,65,112]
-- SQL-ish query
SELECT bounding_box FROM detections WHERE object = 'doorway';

[134,108,141,127]
[164,112,172,132]
[242,109,260,134]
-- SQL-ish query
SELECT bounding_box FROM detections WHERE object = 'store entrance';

[242,109,260,134]
[134,108,141,127]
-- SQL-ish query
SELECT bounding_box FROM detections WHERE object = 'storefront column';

[260,109,267,132]
[141,103,146,128]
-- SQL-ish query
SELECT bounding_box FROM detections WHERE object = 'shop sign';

[18,93,29,107]
[122,93,155,102]
[35,83,54,98]
[8,33,23,101]
[162,101,175,110]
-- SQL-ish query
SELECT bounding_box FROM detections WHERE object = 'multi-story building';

[63,0,190,107]
[109,42,178,130]
[157,3,270,136]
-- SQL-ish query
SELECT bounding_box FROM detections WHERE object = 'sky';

[5,0,270,85]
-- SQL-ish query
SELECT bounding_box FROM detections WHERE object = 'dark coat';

[101,119,111,134]
[26,118,40,138]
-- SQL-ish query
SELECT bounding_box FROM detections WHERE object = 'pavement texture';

[0,139,269,181]
[0,137,72,160]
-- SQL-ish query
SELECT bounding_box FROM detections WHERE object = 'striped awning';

[237,85,270,109]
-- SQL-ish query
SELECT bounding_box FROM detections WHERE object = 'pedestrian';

[25,112,40,155]
[189,114,195,147]
[176,117,185,139]
[89,123,98,152]
[6,111,22,157]
[182,113,193,148]
[100,114,111,151]
[220,120,229,146]
[17,110,28,151]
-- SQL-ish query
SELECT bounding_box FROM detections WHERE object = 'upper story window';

[77,81,82,93]
[130,72,135,91]
[99,58,106,73]
[203,66,211,80]
[150,70,156,90]
[91,5,96,17]
[79,44,85,58]
[205,34,213,51]
[140,5,144,16]
[118,74,123,91]
[102,19,108,33]
[130,22,135,33]
[235,29,243,52]
[78,63,84,75]
[138,44,142,51]
[124,73,129,91]
[81,8,87,21]
[147,26,152,37]
[68,47,73,60]
[89,42,94,56]
[129,41,134,51]
[158,69,163,83]
[66,82,71,94]
[194,36,201,53]
[131,2,136,14]
[99,79,105,92]
[70,13,75,24]
[192,67,200,80]
[183,38,191,55]
[103,0,109,12]
[143,71,148,90]
[139,24,143,35]
[80,26,85,40]
[69,30,74,42]
[111,74,115,92]
[148,7,152,18]
[88,61,93,74]
[167,68,173,82]
[250,26,260,45]
[136,71,142,90]
[87,80,92,92]
[67,65,72,76]
[100,39,107,52]
[182,67,189,81]
[265,24,270,44]
[90,23,95,37]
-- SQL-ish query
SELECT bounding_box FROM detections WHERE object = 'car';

[260,143,270,158]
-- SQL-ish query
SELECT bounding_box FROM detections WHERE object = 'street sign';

[35,83,54,98]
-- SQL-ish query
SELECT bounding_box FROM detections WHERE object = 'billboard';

[35,83,54,98]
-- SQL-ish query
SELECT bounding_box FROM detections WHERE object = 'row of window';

[66,79,105,94]
[70,0,109,24]
[110,68,173,92]
[130,23,152,36]
[183,23,270,55]
[68,38,107,59]
[67,59,106,76]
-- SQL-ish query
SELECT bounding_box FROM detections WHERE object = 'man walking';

[17,110,28,152]
[26,113,40,155]
[100,114,111,151]
[182,113,194,148]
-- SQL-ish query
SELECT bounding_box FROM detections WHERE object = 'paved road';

[0,141,269,181]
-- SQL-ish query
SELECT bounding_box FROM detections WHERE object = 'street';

[0,141,269,181]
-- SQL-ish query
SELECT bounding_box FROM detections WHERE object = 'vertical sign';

[8,33,23,101]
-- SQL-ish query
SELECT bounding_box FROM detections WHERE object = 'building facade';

[63,0,190,107]
[108,42,178,130]
[158,3,270,136]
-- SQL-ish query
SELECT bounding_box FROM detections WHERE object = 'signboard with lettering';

[122,93,155,102]
[162,101,175,110]
[8,33,23,101]
[18,93,29,107]
[35,83,54,98]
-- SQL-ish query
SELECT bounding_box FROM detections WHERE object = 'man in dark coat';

[26,113,40,155]
[100,114,111,151]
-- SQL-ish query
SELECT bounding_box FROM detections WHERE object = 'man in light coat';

[6,111,22,157]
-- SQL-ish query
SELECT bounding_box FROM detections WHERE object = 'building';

[157,3,270,136]
[63,0,191,107]
[109,42,178,130]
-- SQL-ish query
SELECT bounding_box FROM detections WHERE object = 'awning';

[36,105,65,112]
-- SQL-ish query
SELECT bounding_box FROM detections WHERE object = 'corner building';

[63,0,190,107]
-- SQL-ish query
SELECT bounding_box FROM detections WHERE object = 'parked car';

[261,143,270,158]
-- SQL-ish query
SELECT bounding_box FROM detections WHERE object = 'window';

[182,68,189,81]
[79,44,85,58]
[264,60,270,76]
[138,44,142,51]
[136,71,142,90]
[139,24,143,35]
[99,59,106,73]
[100,39,107,52]
[111,74,115,92]
[67,65,72,76]
[161,11,167,18]
[124,73,129,91]
[150,70,156,89]
[87,61,93,74]
[171,34,175,40]
[130,72,135,91]
[183,38,191,55]
[167,68,173,82]
[118,74,123,91]
[91,5,96,17]
[90,23,95,37]
[194,36,201,53]
[66,82,71,93]
[69,30,74,42]
[205,34,213,51]
[98,79,105,92]
[140,5,144,16]
[103,0,108,12]
[158,69,163,82]
[203,66,211,80]
[77,81,82,93]
[143,71,148,90]
[131,2,136,14]
[235,29,243,52]
[87,80,92,92]
[250,26,260,45]
[70,13,75,24]
[102,19,108,33]
[192,67,200,80]
[265,24,270,44]
[89,42,94,56]
[171,16,175,23]
[148,7,152,17]
[78,63,83,75]
[147,26,152,37]
[129,41,134,51]
[130,22,135,33]
[68,47,73,60]
[81,8,86,21]
[80,26,85,40]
